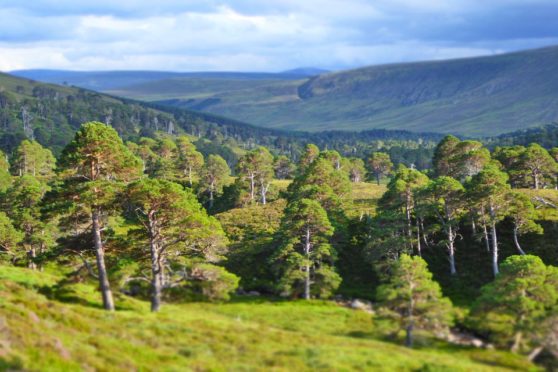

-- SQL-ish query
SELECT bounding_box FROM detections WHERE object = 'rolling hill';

[59,45,558,137]
[10,69,324,92]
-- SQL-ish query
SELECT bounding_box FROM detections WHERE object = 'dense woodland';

[1,119,558,368]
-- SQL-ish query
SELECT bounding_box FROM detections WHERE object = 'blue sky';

[1,0,558,72]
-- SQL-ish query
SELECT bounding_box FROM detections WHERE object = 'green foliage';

[377,254,454,347]
[0,211,24,256]
[272,199,340,299]
[469,255,558,354]
[11,140,56,179]
[367,152,393,184]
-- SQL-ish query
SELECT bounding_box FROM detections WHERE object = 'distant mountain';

[9,68,323,92]
[280,67,329,76]
[99,46,558,137]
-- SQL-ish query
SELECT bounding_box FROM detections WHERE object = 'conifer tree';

[467,164,511,276]
[59,121,142,311]
[470,255,558,355]
[422,176,465,275]
[126,178,228,311]
[271,198,340,299]
[176,136,204,187]
[507,192,542,255]
[11,140,56,179]
[367,152,393,185]
[298,144,319,174]
[377,254,453,347]
[200,154,230,208]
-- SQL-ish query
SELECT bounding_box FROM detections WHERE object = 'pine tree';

[176,136,204,187]
[59,121,142,311]
[367,152,393,185]
[200,154,230,208]
[11,140,56,179]
[470,255,558,355]
[467,164,511,276]
[271,198,340,299]
[3,175,55,269]
[422,176,465,275]
[518,143,557,189]
[377,254,453,347]
[236,147,274,204]
[507,192,543,255]
[126,178,228,311]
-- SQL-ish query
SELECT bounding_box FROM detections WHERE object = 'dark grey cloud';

[0,0,557,71]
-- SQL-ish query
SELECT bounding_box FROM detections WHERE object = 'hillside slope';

[0,266,534,371]
[103,46,558,136]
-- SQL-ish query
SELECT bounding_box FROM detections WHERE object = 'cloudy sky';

[1,0,558,72]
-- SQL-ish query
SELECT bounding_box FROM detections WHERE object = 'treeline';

[0,76,438,168]
[1,122,558,364]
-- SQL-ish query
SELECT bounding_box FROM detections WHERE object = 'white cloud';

[0,1,557,71]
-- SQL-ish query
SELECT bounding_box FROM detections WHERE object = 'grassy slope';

[108,46,558,136]
[0,266,535,371]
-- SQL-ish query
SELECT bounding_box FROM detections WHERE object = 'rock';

[247,291,261,296]
[349,299,374,313]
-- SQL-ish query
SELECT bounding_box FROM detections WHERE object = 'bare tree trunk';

[448,224,457,275]
[249,174,255,201]
[405,323,414,348]
[209,181,215,208]
[512,225,526,255]
[405,191,412,251]
[148,216,162,312]
[376,173,380,185]
[489,204,499,276]
[304,227,311,300]
[534,172,539,190]
[415,217,421,257]
[528,346,544,362]
[511,331,522,353]
[188,166,193,187]
[28,245,37,270]
[92,209,115,311]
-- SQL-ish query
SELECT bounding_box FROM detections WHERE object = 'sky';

[1,0,558,72]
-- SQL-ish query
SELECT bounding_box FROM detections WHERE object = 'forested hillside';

[1,120,558,369]
[0,72,441,167]
[90,45,558,136]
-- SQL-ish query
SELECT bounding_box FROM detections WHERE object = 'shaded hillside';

[0,72,442,166]
[107,46,558,136]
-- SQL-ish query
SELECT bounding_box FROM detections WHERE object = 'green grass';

[0,266,536,371]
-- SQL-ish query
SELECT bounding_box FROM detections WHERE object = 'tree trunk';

[148,217,162,312]
[534,172,539,190]
[304,227,311,300]
[188,166,193,187]
[376,173,380,185]
[260,181,269,205]
[512,225,526,255]
[489,204,499,276]
[415,217,421,257]
[28,245,37,270]
[528,346,544,362]
[511,331,522,353]
[448,223,457,275]
[92,209,115,311]
[471,214,477,235]
[209,181,215,209]
[405,323,414,348]
[405,190,412,250]
[249,174,255,201]
[482,223,490,252]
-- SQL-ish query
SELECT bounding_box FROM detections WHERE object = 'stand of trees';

[1,123,558,366]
